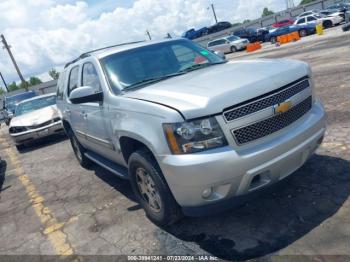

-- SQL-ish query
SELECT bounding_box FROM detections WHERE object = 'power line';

[0,34,28,91]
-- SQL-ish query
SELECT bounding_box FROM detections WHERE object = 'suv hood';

[124,59,309,120]
[10,105,59,127]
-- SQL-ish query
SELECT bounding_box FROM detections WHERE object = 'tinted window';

[307,16,317,21]
[297,18,306,24]
[68,66,79,95]
[82,63,101,92]
[101,40,223,92]
[227,36,239,42]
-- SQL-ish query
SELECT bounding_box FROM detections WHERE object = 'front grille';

[27,120,53,130]
[224,79,310,122]
[232,96,312,145]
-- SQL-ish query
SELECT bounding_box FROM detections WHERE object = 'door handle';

[64,109,71,115]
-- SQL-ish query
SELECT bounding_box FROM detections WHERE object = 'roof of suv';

[64,38,186,68]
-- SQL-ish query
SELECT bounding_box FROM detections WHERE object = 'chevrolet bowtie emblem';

[274,101,292,114]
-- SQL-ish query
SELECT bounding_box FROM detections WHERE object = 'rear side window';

[297,18,306,24]
[307,16,317,22]
[82,63,101,92]
[68,66,79,95]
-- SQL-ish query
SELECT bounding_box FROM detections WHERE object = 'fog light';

[202,187,213,199]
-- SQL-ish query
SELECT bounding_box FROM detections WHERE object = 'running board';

[84,150,129,180]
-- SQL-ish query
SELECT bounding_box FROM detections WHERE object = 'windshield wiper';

[179,61,226,73]
[123,72,187,90]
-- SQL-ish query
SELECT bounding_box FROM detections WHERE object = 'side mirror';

[214,51,226,60]
[69,86,103,104]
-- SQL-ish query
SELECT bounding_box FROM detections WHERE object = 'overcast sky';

[0,0,301,89]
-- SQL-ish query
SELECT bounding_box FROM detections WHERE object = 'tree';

[29,76,42,86]
[48,68,59,80]
[262,7,274,17]
[243,19,251,24]
[0,87,5,95]
[299,0,317,5]
[19,81,29,90]
[8,82,19,92]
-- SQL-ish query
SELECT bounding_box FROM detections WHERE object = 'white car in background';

[297,10,319,18]
[320,9,345,22]
[207,35,249,53]
[9,93,64,150]
[294,14,342,28]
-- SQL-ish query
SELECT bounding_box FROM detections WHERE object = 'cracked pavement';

[0,26,349,261]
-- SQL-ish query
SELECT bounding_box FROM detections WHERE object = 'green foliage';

[262,7,275,17]
[243,19,252,24]
[19,81,29,90]
[29,76,42,86]
[8,82,19,92]
[48,68,60,80]
[299,0,317,5]
[0,87,5,95]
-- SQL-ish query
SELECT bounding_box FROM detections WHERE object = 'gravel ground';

[0,26,349,261]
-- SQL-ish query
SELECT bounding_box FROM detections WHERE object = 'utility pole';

[146,30,152,40]
[0,34,28,91]
[211,4,218,24]
[0,72,9,92]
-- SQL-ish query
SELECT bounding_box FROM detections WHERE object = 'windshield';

[227,35,240,42]
[15,95,56,116]
[5,92,36,112]
[100,39,224,91]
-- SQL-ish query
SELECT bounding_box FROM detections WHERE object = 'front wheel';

[230,46,237,53]
[299,29,307,37]
[129,149,182,226]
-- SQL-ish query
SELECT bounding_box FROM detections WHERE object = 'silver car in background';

[9,93,64,149]
[207,35,249,53]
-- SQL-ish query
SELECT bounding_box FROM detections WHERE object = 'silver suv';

[57,39,326,225]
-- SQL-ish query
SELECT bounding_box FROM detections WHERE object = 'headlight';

[163,117,228,154]
[9,126,27,133]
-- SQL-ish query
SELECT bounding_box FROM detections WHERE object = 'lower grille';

[232,96,312,145]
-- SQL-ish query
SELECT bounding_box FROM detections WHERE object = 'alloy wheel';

[136,167,162,213]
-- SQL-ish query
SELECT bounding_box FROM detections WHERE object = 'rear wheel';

[299,29,307,37]
[69,131,92,168]
[271,37,277,44]
[230,46,237,53]
[323,20,332,29]
[129,149,182,226]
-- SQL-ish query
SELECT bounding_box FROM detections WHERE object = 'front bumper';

[158,99,326,214]
[10,121,64,145]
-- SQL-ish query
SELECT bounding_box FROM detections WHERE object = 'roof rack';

[64,40,146,68]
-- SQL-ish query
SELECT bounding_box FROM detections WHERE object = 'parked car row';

[2,91,37,125]
[182,21,232,40]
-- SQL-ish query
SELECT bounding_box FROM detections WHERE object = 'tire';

[342,23,350,32]
[128,148,182,226]
[271,37,277,44]
[299,29,307,37]
[230,46,237,53]
[323,20,332,29]
[68,131,92,168]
